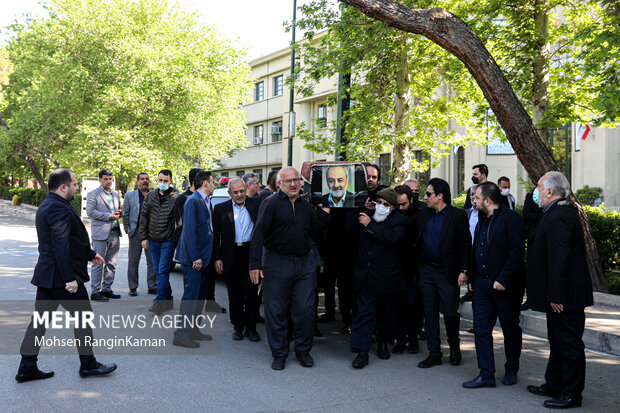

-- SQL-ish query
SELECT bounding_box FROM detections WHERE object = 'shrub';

[576,185,603,206]
[609,276,620,296]
[452,192,466,209]
[0,185,81,213]
[584,205,620,274]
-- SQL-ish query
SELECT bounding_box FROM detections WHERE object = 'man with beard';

[351,188,408,368]
[363,163,387,201]
[321,166,355,208]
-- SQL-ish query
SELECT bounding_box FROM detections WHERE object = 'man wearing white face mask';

[498,177,516,211]
[351,188,408,369]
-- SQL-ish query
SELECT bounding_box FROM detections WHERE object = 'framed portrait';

[302,161,367,207]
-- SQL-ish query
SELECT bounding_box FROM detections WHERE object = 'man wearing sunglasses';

[414,178,471,369]
[249,167,330,371]
[351,188,408,369]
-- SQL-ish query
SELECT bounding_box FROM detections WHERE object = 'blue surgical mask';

[158,182,169,191]
[532,188,541,206]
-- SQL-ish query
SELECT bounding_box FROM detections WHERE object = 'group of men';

[16,163,594,410]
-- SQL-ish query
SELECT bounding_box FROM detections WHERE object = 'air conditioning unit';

[271,124,282,136]
[253,136,263,145]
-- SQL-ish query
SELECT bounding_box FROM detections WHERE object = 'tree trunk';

[391,34,412,185]
[340,0,607,292]
[532,0,551,145]
[16,151,48,193]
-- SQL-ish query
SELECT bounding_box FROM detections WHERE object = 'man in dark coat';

[16,169,117,383]
[351,188,408,368]
[213,178,261,342]
[525,171,593,409]
[415,178,471,368]
[462,182,525,389]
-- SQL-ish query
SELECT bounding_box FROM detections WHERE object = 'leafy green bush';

[609,276,620,296]
[0,185,81,213]
[584,205,620,274]
[453,192,466,209]
[576,185,603,206]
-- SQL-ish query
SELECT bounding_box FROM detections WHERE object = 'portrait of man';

[321,165,355,208]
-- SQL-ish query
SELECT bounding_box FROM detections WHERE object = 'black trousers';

[321,261,356,322]
[262,249,317,359]
[396,275,423,343]
[418,263,460,356]
[351,281,397,352]
[545,309,587,398]
[19,284,97,373]
[224,244,259,332]
[472,277,522,380]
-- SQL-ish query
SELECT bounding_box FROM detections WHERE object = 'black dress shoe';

[418,355,442,368]
[462,375,496,389]
[79,362,117,378]
[543,396,582,409]
[449,346,462,366]
[128,289,137,297]
[418,329,426,341]
[163,300,174,311]
[173,336,200,348]
[91,292,109,302]
[392,341,406,354]
[101,291,121,299]
[271,357,286,370]
[296,352,314,367]
[502,371,517,385]
[15,369,54,383]
[191,331,212,341]
[147,289,157,295]
[407,339,420,354]
[352,352,369,369]
[318,313,335,323]
[232,330,243,341]
[148,301,165,314]
[340,323,351,335]
[377,342,390,360]
[245,330,260,342]
[527,384,559,397]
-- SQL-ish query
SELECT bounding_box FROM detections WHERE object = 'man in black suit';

[351,188,408,368]
[464,164,488,210]
[321,165,355,208]
[526,171,593,409]
[462,182,525,389]
[213,178,261,342]
[415,178,471,368]
[16,169,117,383]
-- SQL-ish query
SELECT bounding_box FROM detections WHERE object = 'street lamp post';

[287,0,297,167]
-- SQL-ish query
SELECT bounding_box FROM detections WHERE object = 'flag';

[577,124,591,140]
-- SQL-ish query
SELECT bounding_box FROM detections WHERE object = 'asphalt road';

[0,205,618,412]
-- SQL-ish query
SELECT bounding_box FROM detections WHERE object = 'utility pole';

[287,0,297,167]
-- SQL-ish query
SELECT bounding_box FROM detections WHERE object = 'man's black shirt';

[250,190,329,270]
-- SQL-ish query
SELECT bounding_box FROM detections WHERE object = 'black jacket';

[258,187,275,204]
[213,197,260,273]
[469,205,526,296]
[522,191,543,241]
[414,204,471,280]
[31,193,96,288]
[526,200,594,312]
[173,189,193,241]
[353,211,408,294]
[139,188,179,242]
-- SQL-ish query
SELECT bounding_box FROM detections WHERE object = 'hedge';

[0,186,81,213]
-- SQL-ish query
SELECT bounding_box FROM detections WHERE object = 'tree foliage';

[0,0,251,188]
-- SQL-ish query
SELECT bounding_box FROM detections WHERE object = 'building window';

[253,169,263,185]
[413,150,430,187]
[273,75,284,96]
[255,81,264,101]
[317,104,327,128]
[220,172,229,178]
[271,121,282,142]
[379,153,391,186]
[236,170,245,177]
[253,125,264,145]
[456,146,465,193]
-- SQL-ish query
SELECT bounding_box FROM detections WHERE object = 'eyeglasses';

[281,178,302,185]
[425,191,434,197]
[374,200,391,207]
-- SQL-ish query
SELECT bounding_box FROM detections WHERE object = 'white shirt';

[468,208,479,245]
[233,202,254,243]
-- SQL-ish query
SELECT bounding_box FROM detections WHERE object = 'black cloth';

[414,204,471,280]
[544,310,587,398]
[173,189,193,241]
[19,284,97,373]
[464,186,473,210]
[258,187,274,204]
[526,200,593,312]
[366,184,388,202]
[213,198,259,273]
[139,188,179,242]
[350,283,398,351]
[250,190,329,270]
[353,211,408,294]
[422,205,447,264]
[522,191,543,241]
[418,263,460,356]
[31,193,97,288]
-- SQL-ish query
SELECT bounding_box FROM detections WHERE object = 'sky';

[0,0,315,59]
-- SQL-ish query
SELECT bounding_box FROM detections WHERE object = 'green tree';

[0,0,251,190]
